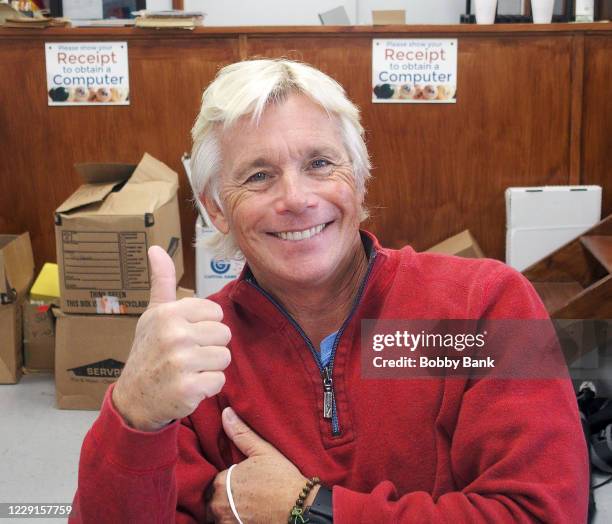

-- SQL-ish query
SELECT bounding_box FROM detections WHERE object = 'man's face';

[204,93,363,287]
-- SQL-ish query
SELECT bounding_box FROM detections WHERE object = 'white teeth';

[275,223,326,241]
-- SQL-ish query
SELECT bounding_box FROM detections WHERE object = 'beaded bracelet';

[288,476,320,524]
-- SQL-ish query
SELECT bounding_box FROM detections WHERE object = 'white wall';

[180,0,466,25]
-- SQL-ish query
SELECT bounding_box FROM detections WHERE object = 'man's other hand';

[208,408,319,523]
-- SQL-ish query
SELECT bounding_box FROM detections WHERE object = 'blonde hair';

[190,58,371,259]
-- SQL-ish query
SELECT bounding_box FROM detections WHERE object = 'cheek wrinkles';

[329,163,358,189]
[318,164,359,198]
[220,183,257,218]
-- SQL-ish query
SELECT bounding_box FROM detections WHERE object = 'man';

[71,59,588,523]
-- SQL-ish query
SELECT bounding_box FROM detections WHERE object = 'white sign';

[45,42,130,106]
[372,39,457,104]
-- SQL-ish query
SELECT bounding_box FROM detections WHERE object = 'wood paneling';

[247,34,573,256]
[0,24,610,289]
[582,35,612,216]
[0,34,239,289]
[569,34,585,185]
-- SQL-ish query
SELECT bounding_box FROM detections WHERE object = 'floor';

[0,374,97,523]
[1,374,611,523]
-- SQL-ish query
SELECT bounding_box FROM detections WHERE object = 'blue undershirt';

[320,331,338,367]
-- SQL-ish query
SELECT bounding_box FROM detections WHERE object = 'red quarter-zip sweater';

[71,232,589,523]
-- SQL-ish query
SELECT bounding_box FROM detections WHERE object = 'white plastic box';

[195,217,245,298]
[505,185,602,272]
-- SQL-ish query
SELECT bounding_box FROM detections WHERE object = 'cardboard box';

[0,302,23,384]
[196,217,245,298]
[506,186,601,271]
[177,287,196,300]
[0,233,34,384]
[372,10,406,24]
[426,230,485,258]
[55,153,183,315]
[55,286,193,410]
[0,232,34,304]
[54,311,139,410]
[23,302,55,373]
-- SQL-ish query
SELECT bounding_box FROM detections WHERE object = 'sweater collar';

[228,230,400,328]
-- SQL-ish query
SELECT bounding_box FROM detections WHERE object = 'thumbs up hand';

[112,246,232,432]
[147,244,178,306]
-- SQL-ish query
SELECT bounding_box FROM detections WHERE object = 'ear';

[201,193,230,234]
[357,190,368,223]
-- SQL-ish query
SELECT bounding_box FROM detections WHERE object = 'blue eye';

[311,159,331,169]
[246,172,268,183]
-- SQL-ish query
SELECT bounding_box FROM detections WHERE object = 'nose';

[274,169,314,215]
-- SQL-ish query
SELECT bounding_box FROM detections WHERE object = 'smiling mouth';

[269,221,332,241]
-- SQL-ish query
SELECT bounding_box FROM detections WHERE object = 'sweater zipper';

[245,250,378,437]
[322,367,333,419]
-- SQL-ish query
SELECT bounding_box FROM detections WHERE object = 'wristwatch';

[304,485,333,523]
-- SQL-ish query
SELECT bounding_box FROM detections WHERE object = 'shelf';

[532,281,585,314]
[524,215,611,319]
[581,236,612,273]
[0,22,610,41]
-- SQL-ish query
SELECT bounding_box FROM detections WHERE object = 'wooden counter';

[1,24,610,288]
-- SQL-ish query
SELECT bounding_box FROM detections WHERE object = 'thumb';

[222,407,275,457]
[147,245,176,307]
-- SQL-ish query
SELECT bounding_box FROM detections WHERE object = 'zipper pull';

[322,367,333,419]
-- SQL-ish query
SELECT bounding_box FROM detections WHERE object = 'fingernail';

[223,407,237,423]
